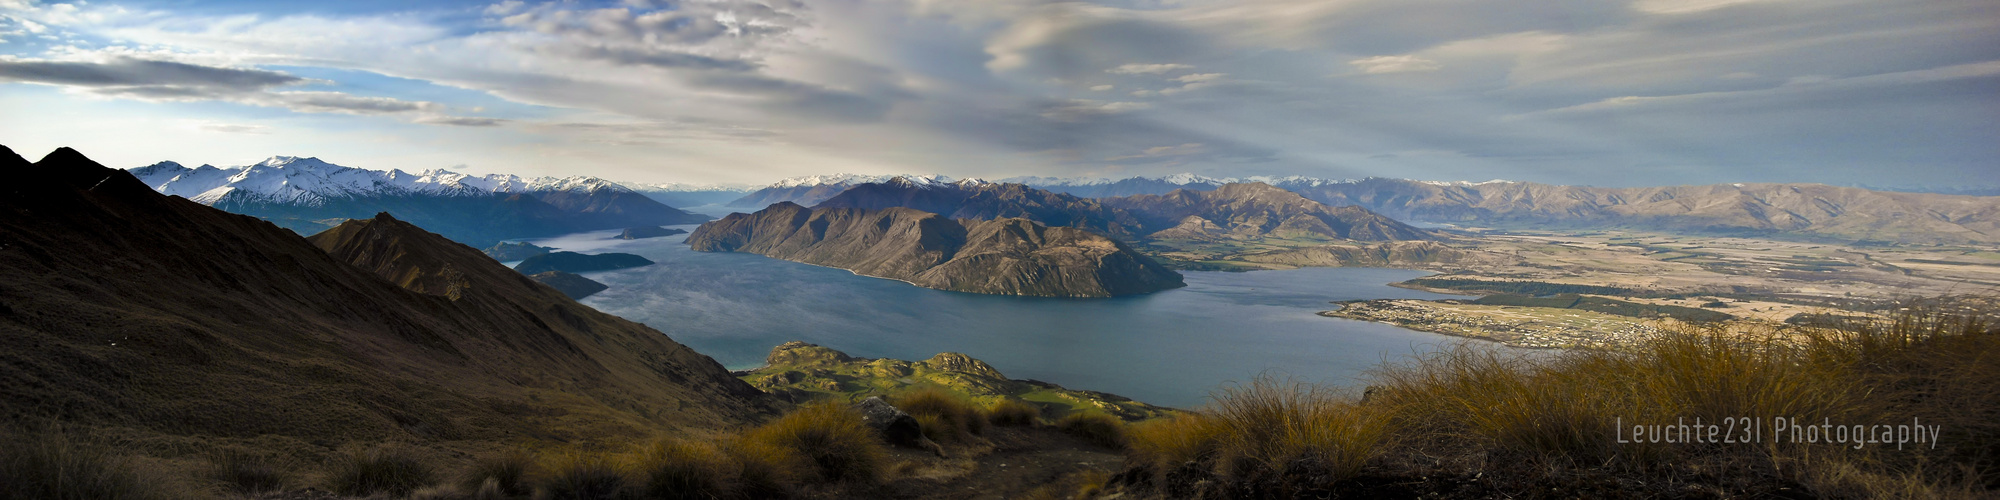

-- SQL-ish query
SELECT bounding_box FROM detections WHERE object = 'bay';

[528,226,1474,409]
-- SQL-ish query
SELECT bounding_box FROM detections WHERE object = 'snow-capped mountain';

[726,173,957,208]
[132,156,641,208]
[127,156,710,247]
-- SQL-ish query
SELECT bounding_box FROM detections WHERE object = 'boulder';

[852,396,944,457]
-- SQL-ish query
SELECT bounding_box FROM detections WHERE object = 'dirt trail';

[867,427,1125,499]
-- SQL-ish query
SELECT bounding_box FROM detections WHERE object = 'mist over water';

[530,226,1474,408]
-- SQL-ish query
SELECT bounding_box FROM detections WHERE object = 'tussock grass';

[630,438,736,500]
[988,399,1043,427]
[720,435,803,497]
[740,401,887,484]
[1118,302,2000,498]
[538,452,625,500]
[1055,412,1126,450]
[893,386,988,442]
[459,449,535,498]
[205,448,290,494]
[0,426,183,500]
[325,445,439,497]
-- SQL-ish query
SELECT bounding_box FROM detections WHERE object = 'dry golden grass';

[0,426,188,500]
[459,448,535,497]
[987,399,1043,427]
[1054,412,1126,450]
[324,445,439,497]
[629,438,736,500]
[537,451,625,500]
[1120,303,2000,498]
[892,386,988,443]
[738,401,887,485]
[204,448,292,495]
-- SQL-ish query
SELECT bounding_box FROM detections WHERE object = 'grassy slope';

[741,342,1175,422]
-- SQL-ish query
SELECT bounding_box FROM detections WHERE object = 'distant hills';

[815,177,1147,239]
[1279,179,2000,244]
[1,145,773,448]
[763,173,2000,245]
[130,157,710,247]
[687,202,1185,297]
[1101,183,1436,242]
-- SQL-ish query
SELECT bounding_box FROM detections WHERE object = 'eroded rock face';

[766,341,856,366]
[919,353,1004,380]
[687,203,1184,297]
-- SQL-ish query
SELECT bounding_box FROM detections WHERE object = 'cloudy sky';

[1,0,1994,188]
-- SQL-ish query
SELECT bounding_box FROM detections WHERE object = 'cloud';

[1632,0,1776,15]
[1106,142,1205,161]
[195,122,270,134]
[0,56,304,94]
[1041,99,1151,122]
[1348,55,1441,74]
[1108,63,1192,75]
[3,0,1995,187]
[0,56,505,126]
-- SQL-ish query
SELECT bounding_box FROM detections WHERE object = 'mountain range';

[686,202,1185,297]
[1,145,773,449]
[130,157,711,247]
[727,173,956,208]
[747,173,1999,244]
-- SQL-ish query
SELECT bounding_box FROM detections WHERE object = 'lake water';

[526,226,1475,409]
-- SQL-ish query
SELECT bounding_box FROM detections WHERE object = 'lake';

[526,226,1476,409]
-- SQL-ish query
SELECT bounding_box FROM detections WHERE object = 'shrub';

[460,449,535,497]
[740,401,886,484]
[325,446,438,497]
[720,436,801,498]
[538,452,625,500]
[893,386,987,442]
[987,399,1042,427]
[0,427,179,500]
[205,448,290,494]
[631,438,735,500]
[1125,412,1224,485]
[1055,412,1126,449]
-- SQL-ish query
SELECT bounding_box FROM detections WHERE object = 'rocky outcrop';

[688,203,1184,297]
[483,241,553,261]
[514,251,653,275]
[618,226,687,240]
[745,342,1175,421]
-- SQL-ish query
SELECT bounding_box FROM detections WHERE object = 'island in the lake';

[514,250,654,274]
[618,225,687,240]
[686,202,1185,297]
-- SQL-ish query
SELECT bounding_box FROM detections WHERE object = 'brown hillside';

[1287,179,2000,243]
[1103,183,1436,241]
[688,203,1184,297]
[0,145,774,451]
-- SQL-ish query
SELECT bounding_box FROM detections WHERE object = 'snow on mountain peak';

[130,156,635,207]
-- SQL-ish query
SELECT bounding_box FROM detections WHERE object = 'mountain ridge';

[686,202,1185,297]
[0,144,774,450]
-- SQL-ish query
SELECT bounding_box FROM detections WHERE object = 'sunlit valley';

[3,0,1997,498]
